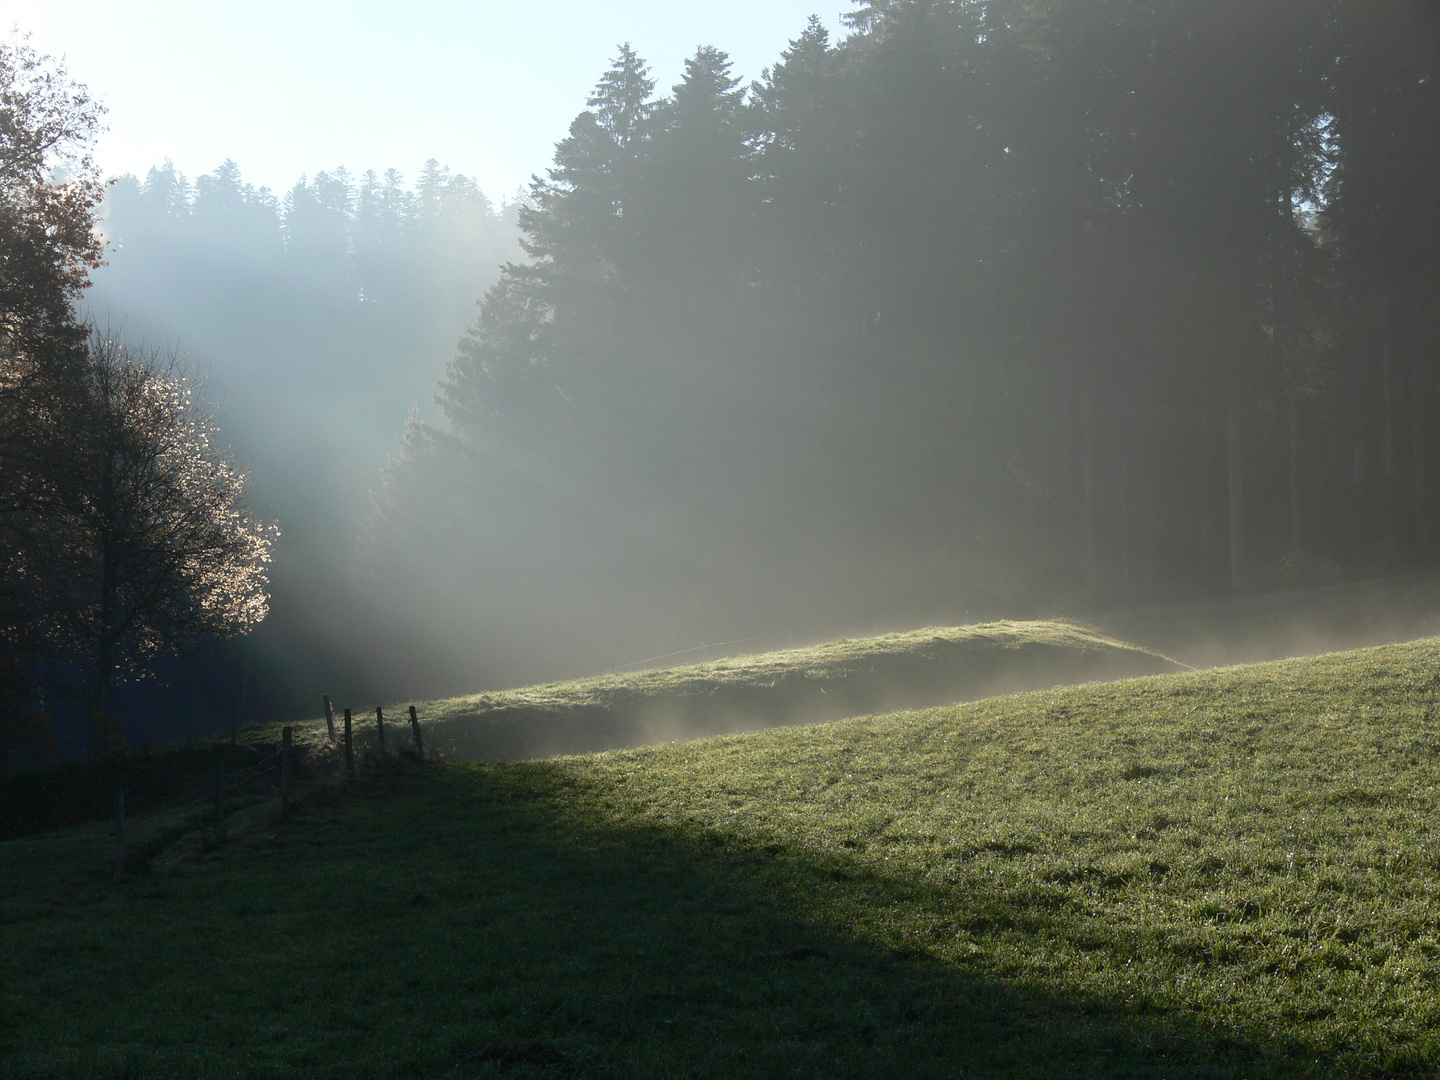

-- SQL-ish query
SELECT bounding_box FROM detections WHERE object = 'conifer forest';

[7,0,1440,739]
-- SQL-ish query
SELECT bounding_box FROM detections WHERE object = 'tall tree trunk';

[1414,364,1427,554]
[1277,184,1299,559]
[1199,397,1213,576]
[1382,307,1396,566]
[92,637,114,747]
[1119,428,1130,595]
[1341,333,1367,562]
[1288,387,1301,558]
[1228,397,1244,591]
[91,553,117,757]
[1082,382,1098,590]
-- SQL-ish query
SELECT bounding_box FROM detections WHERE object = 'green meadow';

[6,636,1440,1077]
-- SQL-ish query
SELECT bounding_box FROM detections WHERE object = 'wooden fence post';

[281,725,293,808]
[343,709,354,780]
[323,694,336,741]
[113,787,125,880]
[408,705,423,758]
[375,706,386,752]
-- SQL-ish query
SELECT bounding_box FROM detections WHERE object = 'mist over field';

[48,0,1440,745]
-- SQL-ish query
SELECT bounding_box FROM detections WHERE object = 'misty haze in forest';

[80,0,1440,738]
[83,162,522,735]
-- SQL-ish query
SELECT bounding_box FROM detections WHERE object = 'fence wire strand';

[0,745,298,849]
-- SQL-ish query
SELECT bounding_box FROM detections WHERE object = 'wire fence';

[0,746,284,851]
[0,701,428,881]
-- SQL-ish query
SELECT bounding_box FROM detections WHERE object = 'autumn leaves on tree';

[0,39,274,761]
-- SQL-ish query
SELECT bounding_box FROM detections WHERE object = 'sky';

[5,0,848,202]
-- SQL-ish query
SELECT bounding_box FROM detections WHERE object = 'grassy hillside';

[0,620,1174,841]
[326,619,1183,761]
[6,638,1440,1077]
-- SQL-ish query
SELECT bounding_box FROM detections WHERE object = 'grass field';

[5,637,1440,1077]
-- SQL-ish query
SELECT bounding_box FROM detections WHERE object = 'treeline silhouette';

[103,160,513,318]
[351,0,1440,682]
[94,158,517,476]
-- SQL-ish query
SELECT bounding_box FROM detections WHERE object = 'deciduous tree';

[0,36,105,761]
[50,334,276,750]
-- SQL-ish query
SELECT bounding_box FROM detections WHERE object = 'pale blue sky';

[7,0,847,201]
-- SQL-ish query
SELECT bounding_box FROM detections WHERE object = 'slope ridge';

[399,619,1184,760]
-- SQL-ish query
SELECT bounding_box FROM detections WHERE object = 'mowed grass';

[6,640,1440,1077]
[296,619,1181,761]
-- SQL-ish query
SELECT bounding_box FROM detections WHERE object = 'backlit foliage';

[51,335,277,722]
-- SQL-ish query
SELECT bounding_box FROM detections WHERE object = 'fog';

[78,1,1440,742]
[80,162,522,737]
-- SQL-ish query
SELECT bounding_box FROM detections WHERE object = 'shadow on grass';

[391,762,1391,1080]
[5,760,1424,1079]
[0,740,315,841]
